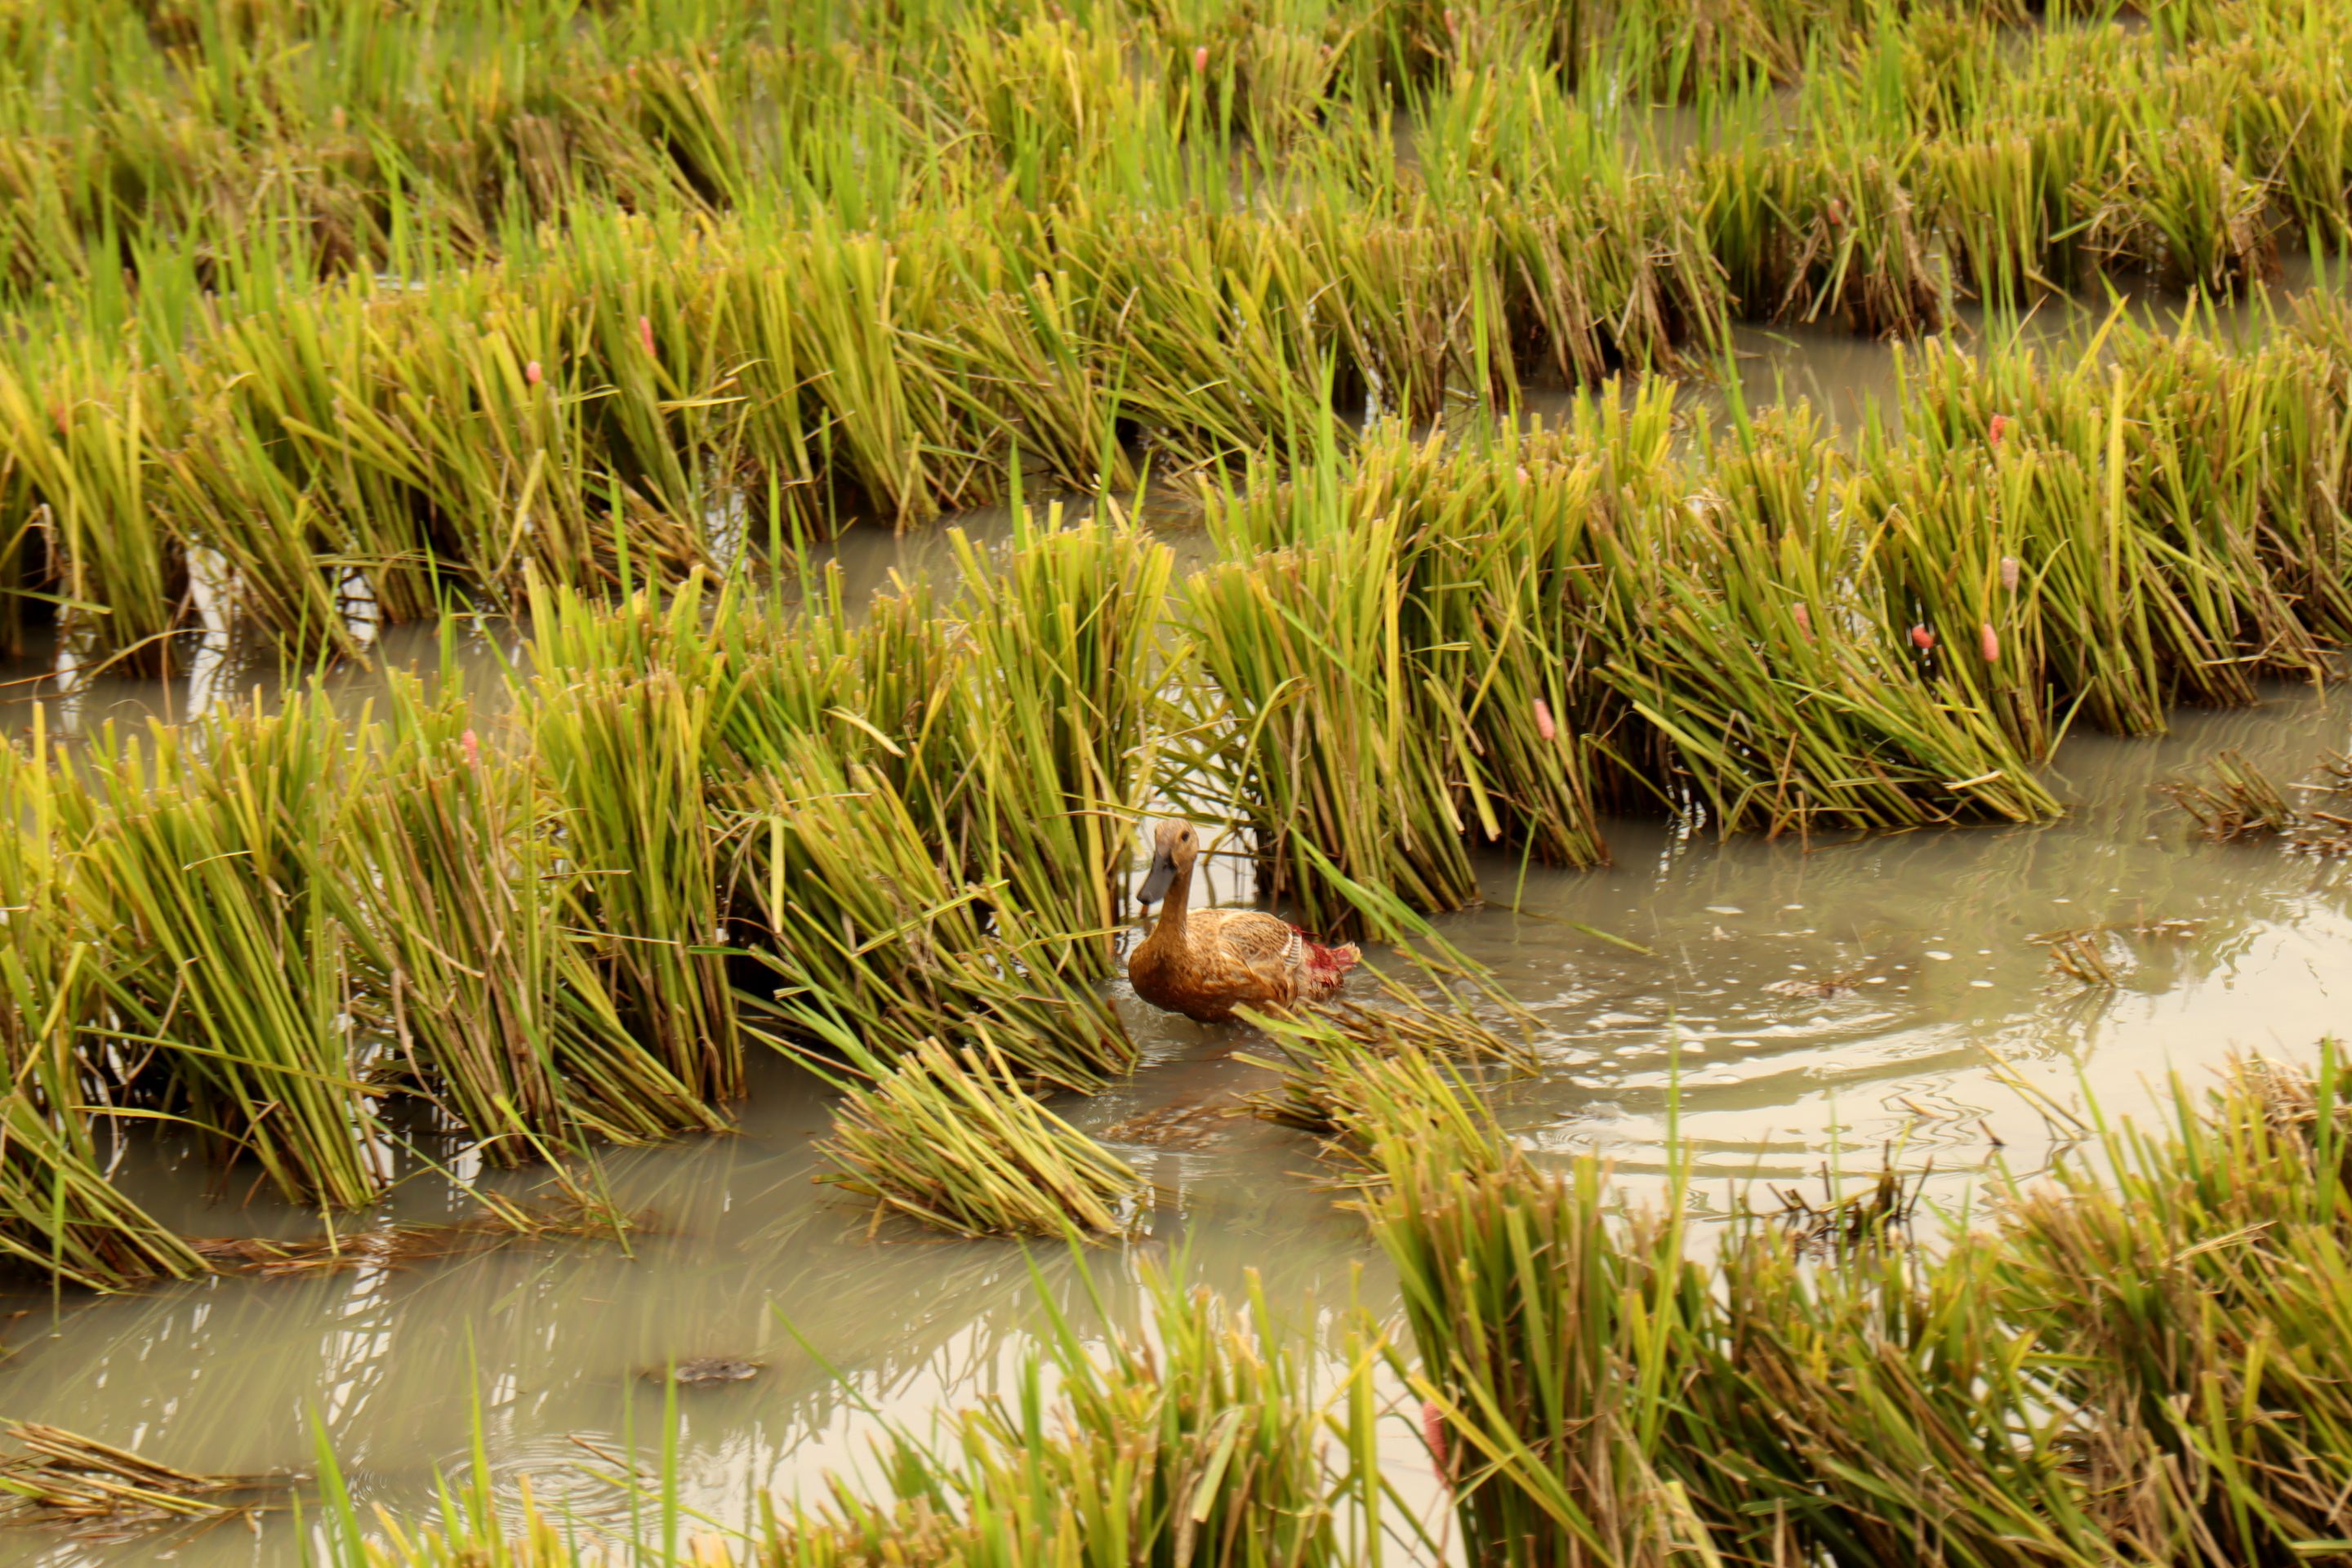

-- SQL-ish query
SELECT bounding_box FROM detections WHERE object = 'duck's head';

[1136,818,1198,906]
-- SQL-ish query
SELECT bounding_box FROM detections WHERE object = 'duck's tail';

[1297,935,1361,997]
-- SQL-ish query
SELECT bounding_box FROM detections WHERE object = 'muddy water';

[4,298,2351,1565]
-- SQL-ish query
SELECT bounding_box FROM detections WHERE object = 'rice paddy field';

[16,0,2352,1562]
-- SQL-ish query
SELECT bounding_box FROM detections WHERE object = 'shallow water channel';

[3,292,2350,1565]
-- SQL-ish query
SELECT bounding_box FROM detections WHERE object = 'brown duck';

[1127,819,1361,1023]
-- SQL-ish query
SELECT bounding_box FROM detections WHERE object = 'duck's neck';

[1147,856,1194,945]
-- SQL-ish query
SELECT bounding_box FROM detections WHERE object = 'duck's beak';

[1136,851,1177,906]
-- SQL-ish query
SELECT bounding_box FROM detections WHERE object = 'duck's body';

[1126,820,1360,1023]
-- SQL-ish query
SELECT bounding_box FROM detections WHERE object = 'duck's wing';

[1189,907,1304,973]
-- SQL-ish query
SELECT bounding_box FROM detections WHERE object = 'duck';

[1126,818,1361,1023]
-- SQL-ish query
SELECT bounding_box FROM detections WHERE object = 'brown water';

[3,296,2350,1565]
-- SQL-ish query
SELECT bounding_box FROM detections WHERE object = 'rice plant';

[931,510,1174,979]
[337,673,727,1158]
[1245,1032,1515,1190]
[524,616,742,1107]
[1576,395,2061,832]
[13,2,2352,662]
[728,737,1136,1094]
[0,710,206,1288]
[57,693,386,1209]
[1988,1049,2352,1562]
[816,1036,1143,1239]
[300,1031,2352,1566]
[1183,416,1619,935]
[1370,1142,1710,1565]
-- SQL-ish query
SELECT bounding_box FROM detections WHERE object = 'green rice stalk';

[1370,1145,1708,1566]
[938,510,1172,978]
[1183,506,1479,937]
[1989,1048,2352,1561]
[1243,1031,1514,1188]
[0,348,183,673]
[1587,402,2060,832]
[729,738,1135,1094]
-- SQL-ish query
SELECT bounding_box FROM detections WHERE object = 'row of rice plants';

[0,177,1701,667]
[20,2,2352,660]
[0,517,1160,1281]
[1,0,2328,332]
[1190,289,2352,934]
[0,0,2334,361]
[0,0,2051,310]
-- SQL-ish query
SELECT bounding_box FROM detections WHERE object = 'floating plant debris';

[1762,1154,1931,1256]
[2168,750,2352,853]
[2165,750,2300,841]
[1765,969,1869,999]
[0,1423,301,1540]
[1099,1096,1241,1152]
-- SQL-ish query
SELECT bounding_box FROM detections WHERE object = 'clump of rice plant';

[1241,964,1539,1146]
[817,1036,1142,1239]
[1988,1046,2352,1562]
[1370,1142,1706,1564]
[1873,327,2340,744]
[929,510,1174,979]
[0,350,184,674]
[1183,509,1480,937]
[524,606,741,1107]
[339,674,724,1158]
[1184,416,1615,935]
[1673,1225,2106,1563]
[1366,1031,2352,1566]
[1699,137,1943,336]
[2161,748,2352,855]
[1245,1035,1513,1188]
[731,737,1136,1094]
[1761,1156,1930,1254]
[770,1261,1369,1567]
[0,713,204,1288]
[1372,1125,2101,1563]
[58,694,385,1209]
[1265,973,1542,1071]
[1585,397,2061,833]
